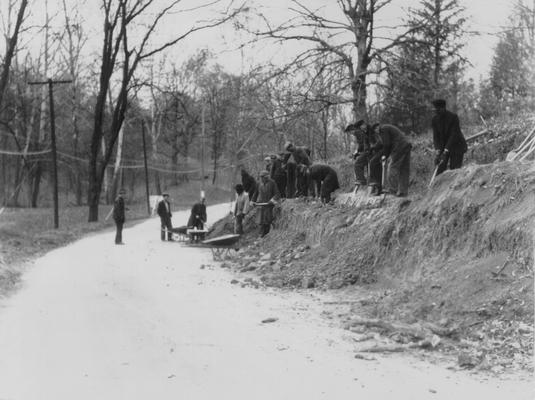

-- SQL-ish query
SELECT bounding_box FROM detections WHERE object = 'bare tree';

[249,0,419,119]
[0,0,28,111]
[87,0,243,221]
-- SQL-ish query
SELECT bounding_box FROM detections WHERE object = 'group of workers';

[111,99,466,243]
[233,98,467,237]
[155,195,207,242]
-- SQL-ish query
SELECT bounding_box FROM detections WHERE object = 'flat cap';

[259,170,269,177]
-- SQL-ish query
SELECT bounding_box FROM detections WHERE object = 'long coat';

[187,202,207,229]
[252,178,280,225]
[432,110,467,154]
[113,196,125,223]
[372,124,411,158]
[157,199,172,219]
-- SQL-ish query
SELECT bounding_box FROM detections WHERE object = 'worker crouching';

[304,164,340,204]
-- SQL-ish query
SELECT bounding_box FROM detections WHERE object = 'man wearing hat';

[112,189,127,245]
[431,99,467,176]
[251,170,280,237]
[157,192,173,241]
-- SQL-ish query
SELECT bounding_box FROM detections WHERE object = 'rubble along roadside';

[207,161,534,377]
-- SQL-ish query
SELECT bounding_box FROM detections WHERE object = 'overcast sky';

[4,0,517,82]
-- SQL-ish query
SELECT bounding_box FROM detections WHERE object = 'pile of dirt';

[221,160,534,372]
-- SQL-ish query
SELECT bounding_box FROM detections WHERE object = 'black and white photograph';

[0,0,533,398]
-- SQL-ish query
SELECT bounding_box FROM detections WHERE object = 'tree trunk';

[109,124,124,203]
[1,134,7,205]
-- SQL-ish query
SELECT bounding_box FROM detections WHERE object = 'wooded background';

[0,0,533,221]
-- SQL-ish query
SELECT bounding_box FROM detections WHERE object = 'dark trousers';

[286,163,296,198]
[160,216,173,240]
[386,146,411,196]
[354,153,369,185]
[114,220,123,244]
[260,224,271,237]
[274,174,286,198]
[296,170,308,197]
[369,152,383,188]
[234,214,244,235]
[437,152,464,176]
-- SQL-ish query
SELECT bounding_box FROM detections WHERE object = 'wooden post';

[29,78,71,228]
[141,121,151,216]
[201,102,205,196]
[48,79,59,228]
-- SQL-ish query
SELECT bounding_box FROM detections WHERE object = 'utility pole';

[200,102,205,198]
[29,78,72,229]
[141,121,151,216]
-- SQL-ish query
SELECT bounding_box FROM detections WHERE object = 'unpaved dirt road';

[0,205,532,400]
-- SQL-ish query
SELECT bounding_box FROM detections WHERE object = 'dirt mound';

[222,160,534,371]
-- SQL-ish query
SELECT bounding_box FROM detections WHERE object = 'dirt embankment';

[212,160,534,372]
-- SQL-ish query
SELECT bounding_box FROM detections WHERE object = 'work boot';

[369,185,380,196]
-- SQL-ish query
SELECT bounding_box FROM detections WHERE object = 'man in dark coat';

[345,121,383,194]
[241,169,257,201]
[431,99,467,176]
[112,189,126,245]
[157,192,173,241]
[270,154,287,198]
[306,164,340,203]
[285,142,312,197]
[371,123,412,197]
[345,122,370,186]
[251,170,280,237]
[282,150,297,198]
[187,197,207,230]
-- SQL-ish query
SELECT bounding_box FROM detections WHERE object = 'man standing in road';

[113,189,127,245]
[431,99,467,176]
[188,197,207,231]
[157,192,173,241]
[252,170,280,237]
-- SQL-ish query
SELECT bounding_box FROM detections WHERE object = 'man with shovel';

[371,123,412,197]
[345,121,383,196]
[431,99,467,176]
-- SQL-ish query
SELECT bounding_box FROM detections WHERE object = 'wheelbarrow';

[200,234,241,261]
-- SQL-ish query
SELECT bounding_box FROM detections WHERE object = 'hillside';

[209,158,534,373]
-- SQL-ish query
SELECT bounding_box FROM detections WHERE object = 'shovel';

[378,159,387,207]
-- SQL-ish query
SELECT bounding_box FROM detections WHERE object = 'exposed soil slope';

[211,160,534,371]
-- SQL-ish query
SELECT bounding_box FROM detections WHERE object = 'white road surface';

[0,204,532,400]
